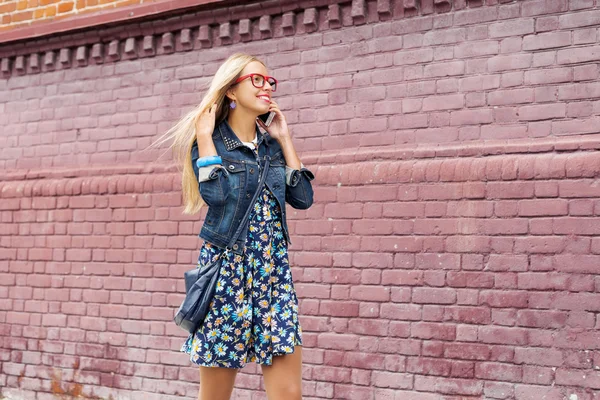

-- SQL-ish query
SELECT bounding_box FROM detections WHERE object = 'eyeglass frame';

[233,73,278,92]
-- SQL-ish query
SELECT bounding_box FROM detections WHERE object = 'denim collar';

[218,118,266,152]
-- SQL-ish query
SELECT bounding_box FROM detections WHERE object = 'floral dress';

[180,140,303,369]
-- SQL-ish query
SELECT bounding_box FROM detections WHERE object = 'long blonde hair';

[151,53,265,214]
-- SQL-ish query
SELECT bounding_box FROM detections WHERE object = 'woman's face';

[228,61,274,116]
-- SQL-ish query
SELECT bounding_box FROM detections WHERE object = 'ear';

[225,88,236,103]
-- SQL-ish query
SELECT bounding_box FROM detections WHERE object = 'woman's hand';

[196,104,217,138]
[196,104,219,158]
[257,100,290,142]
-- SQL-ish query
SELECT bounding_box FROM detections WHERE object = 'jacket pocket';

[222,160,247,190]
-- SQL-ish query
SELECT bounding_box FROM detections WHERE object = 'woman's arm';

[257,99,315,209]
[278,136,301,170]
[277,136,315,210]
[193,106,230,206]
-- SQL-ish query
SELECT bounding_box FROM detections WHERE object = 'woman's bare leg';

[261,346,303,400]
[198,366,238,400]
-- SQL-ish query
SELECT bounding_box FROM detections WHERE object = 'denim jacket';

[191,119,315,255]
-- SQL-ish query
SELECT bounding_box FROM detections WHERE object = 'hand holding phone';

[257,111,276,127]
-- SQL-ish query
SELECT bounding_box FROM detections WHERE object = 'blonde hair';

[151,53,265,214]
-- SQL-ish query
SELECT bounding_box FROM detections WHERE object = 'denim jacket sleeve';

[284,164,315,210]
[192,144,230,207]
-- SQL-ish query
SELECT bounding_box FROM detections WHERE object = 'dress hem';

[181,342,303,369]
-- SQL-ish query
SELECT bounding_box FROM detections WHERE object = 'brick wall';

[0,0,164,31]
[1,0,600,399]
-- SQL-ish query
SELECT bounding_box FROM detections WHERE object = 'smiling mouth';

[257,96,271,102]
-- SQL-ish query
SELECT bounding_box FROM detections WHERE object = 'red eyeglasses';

[233,73,277,92]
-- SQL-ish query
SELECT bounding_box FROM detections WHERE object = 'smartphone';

[258,111,275,127]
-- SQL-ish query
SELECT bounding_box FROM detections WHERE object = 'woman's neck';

[227,112,257,143]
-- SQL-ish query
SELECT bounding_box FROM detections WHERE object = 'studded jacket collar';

[218,118,267,152]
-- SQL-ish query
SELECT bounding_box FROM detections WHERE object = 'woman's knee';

[268,383,302,400]
[198,366,238,400]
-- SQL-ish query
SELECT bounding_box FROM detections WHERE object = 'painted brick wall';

[1,0,600,399]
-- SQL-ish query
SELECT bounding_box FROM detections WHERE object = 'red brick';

[555,368,600,389]
[423,28,466,46]
[488,182,535,199]
[446,272,494,289]
[381,270,423,286]
[553,219,600,236]
[535,16,559,32]
[518,199,568,216]
[574,64,599,81]
[333,384,374,400]
[414,375,483,395]
[522,0,567,16]
[412,287,456,304]
[446,236,491,253]
[557,46,600,64]
[517,272,568,290]
[393,48,433,65]
[567,102,594,118]
[349,285,390,302]
[295,283,330,299]
[453,7,498,26]
[475,362,522,382]
[559,9,600,28]
[390,16,433,34]
[552,292,600,312]
[516,309,568,329]
[561,179,600,197]
[411,322,456,340]
[484,381,515,398]
[515,236,566,253]
[415,127,459,143]
[348,319,389,336]
[460,75,500,92]
[424,61,464,78]
[501,71,524,88]
[479,326,528,345]
[370,371,413,389]
[317,333,359,351]
[489,19,534,38]
[523,32,571,51]
[455,41,499,58]
[515,384,565,399]
[480,290,529,309]
[481,124,528,140]
[406,356,452,376]
[444,343,491,360]
[450,109,493,126]
[444,306,491,324]
[488,88,534,106]
[422,94,464,111]
[525,67,573,85]
[319,301,359,317]
[415,253,460,270]
[488,54,532,72]
[521,365,555,385]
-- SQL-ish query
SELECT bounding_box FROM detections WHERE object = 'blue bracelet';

[196,155,222,168]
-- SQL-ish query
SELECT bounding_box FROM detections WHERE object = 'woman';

[162,53,315,400]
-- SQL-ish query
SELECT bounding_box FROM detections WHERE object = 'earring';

[230,101,236,109]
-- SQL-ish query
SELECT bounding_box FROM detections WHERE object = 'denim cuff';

[198,165,226,183]
[285,163,315,187]
[285,163,303,186]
